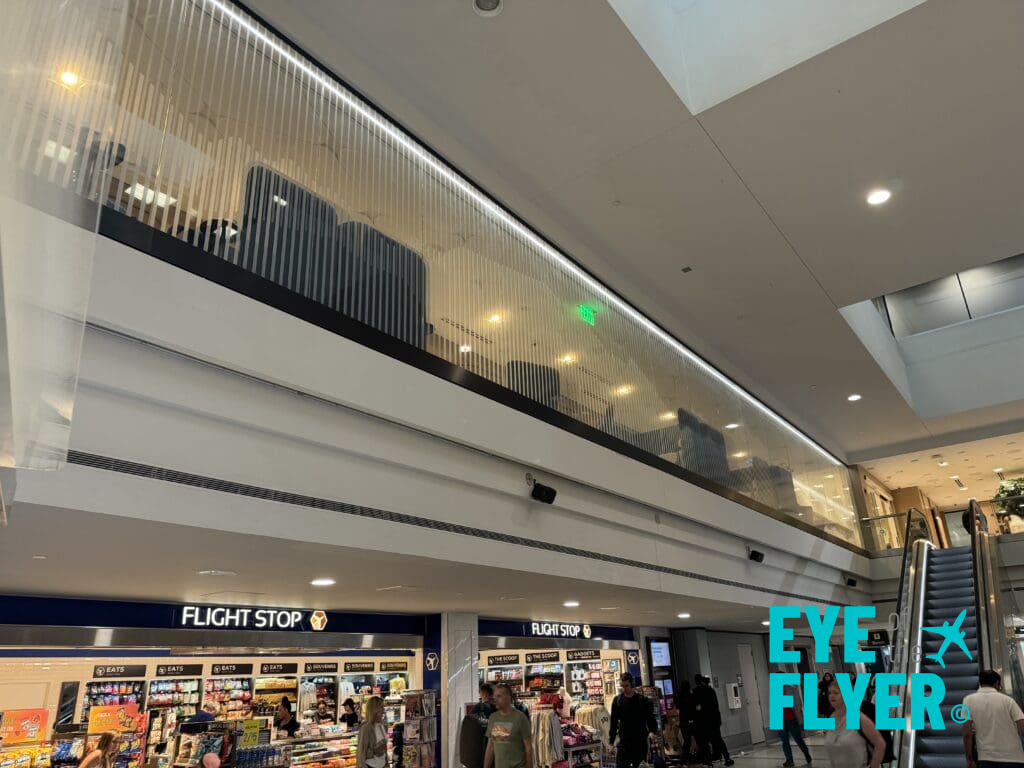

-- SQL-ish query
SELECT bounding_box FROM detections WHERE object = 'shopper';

[275,696,300,738]
[356,697,389,768]
[340,698,360,728]
[693,675,734,768]
[314,700,335,725]
[78,731,121,768]
[609,673,658,768]
[473,683,498,717]
[963,669,1024,768]
[190,703,219,723]
[484,683,534,768]
[823,681,883,768]
[676,680,698,763]
[779,685,812,767]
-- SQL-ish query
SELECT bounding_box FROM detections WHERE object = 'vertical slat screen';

[3,0,862,544]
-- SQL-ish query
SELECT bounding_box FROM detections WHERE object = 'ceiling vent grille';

[440,317,493,344]
[953,477,966,489]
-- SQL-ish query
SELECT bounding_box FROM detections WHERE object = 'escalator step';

[925,587,977,600]
[925,612,976,626]
[917,755,968,768]
[916,736,963,754]
[923,661,978,676]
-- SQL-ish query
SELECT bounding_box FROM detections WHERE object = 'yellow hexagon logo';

[310,611,328,631]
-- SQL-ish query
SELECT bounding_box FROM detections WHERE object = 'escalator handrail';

[970,498,994,673]
[895,537,934,768]
[893,507,933,651]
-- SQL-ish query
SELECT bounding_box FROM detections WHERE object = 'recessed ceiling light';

[559,353,576,365]
[197,569,238,577]
[310,577,336,587]
[814,484,824,489]
[458,344,472,354]
[847,394,862,402]
[825,474,835,479]
[677,613,691,619]
[659,412,676,422]
[614,385,634,397]
[32,554,47,560]
[761,620,771,626]
[950,475,959,479]
[732,451,747,459]
[938,461,949,467]
[598,606,620,611]
[58,70,81,88]
[866,188,892,206]
[487,313,503,324]
[124,183,177,208]
[472,0,503,18]
[960,487,969,491]
[725,423,740,430]
[563,600,580,608]
[994,468,1004,473]
[43,140,73,164]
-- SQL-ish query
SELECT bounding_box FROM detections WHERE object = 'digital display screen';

[649,640,672,668]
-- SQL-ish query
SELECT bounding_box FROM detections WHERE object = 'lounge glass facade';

[1,0,861,546]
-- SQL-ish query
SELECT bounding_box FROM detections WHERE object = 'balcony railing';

[1,0,862,548]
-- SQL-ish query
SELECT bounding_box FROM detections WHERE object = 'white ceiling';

[0,504,775,632]
[863,430,1024,508]
[241,0,1024,462]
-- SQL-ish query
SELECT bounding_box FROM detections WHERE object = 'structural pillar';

[441,612,479,768]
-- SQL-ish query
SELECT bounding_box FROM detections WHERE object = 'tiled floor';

[728,733,829,768]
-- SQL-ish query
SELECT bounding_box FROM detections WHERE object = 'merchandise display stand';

[399,690,436,768]
[204,678,253,720]
[0,709,53,768]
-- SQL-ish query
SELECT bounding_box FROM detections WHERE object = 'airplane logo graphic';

[921,609,972,668]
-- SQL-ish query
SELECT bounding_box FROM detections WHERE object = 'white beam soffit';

[608,0,928,114]
[206,0,842,468]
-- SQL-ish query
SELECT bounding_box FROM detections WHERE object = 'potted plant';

[993,478,1024,514]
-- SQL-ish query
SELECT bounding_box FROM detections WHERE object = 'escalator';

[914,545,978,768]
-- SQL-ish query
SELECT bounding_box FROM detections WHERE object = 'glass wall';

[1,0,861,546]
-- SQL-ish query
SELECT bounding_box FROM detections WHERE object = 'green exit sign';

[577,303,597,326]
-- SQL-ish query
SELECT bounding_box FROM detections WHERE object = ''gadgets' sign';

[530,622,592,639]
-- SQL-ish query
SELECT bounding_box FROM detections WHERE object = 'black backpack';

[859,701,896,764]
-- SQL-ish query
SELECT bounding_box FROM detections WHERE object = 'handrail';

[893,508,932,647]
[970,499,996,675]
[894,538,933,768]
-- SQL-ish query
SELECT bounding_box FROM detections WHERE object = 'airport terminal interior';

[1,2,1023,768]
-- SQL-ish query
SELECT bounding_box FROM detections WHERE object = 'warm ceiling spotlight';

[472,0,503,17]
[458,344,472,354]
[725,423,740,430]
[677,613,691,619]
[659,412,676,422]
[614,385,634,397]
[732,451,747,459]
[559,353,576,365]
[938,460,949,467]
[487,313,503,324]
[761,620,771,626]
[58,70,81,88]
[310,577,336,587]
[563,600,580,608]
[847,394,862,402]
[866,188,892,206]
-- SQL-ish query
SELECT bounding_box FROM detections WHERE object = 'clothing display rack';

[530,707,563,768]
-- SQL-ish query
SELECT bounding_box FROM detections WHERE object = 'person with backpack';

[609,673,659,768]
[692,676,734,768]
[823,681,884,768]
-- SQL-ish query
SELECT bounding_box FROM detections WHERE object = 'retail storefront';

[0,597,442,768]
[476,619,643,711]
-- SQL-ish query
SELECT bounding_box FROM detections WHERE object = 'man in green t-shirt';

[484,683,534,768]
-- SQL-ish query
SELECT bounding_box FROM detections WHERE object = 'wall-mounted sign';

[179,605,328,631]
[305,662,339,674]
[211,663,254,676]
[380,662,409,672]
[260,663,297,675]
[344,662,375,673]
[487,654,521,666]
[93,664,146,679]
[529,622,592,639]
[425,652,440,672]
[867,629,889,645]
[0,709,49,745]
[566,650,600,662]
[627,652,640,666]
[155,664,203,678]
[525,652,561,664]
[88,703,140,733]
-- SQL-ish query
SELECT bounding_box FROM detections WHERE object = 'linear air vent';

[953,477,966,489]
[576,365,614,387]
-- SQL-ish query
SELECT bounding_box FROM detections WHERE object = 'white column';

[441,612,479,768]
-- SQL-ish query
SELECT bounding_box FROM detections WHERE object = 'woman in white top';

[356,696,388,768]
[823,681,885,768]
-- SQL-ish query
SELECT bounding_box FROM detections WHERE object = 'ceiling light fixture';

[847,394,862,402]
[994,468,1004,473]
[59,70,81,87]
[43,140,73,164]
[677,613,691,619]
[310,577,336,587]
[659,412,676,422]
[938,460,949,467]
[866,188,892,206]
[458,344,472,354]
[614,385,634,397]
[725,423,740,430]
[124,183,176,208]
[32,554,47,560]
[559,353,576,365]
[272,194,288,207]
[761,620,771,626]
[487,313,503,324]
[563,600,580,608]
[598,606,620,611]
[732,451,747,459]
[196,569,237,577]
[472,0,503,18]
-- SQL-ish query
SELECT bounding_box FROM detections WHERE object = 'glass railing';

[1,0,860,546]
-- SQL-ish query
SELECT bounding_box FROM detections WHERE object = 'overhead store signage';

[380,662,409,672]
[305,663,339,674]
[487,654,521,666]
[566,650,600,662]
[529,622,592,639]
[212,663,254,676]
[260,663,297,675]
[867,629,889,645]
[179,605,328,631]
[526,652,561,664]
[155,664,203,678]
[344,662,375,673]
[93,664,147,678]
